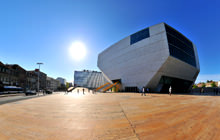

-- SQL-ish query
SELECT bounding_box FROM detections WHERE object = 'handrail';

[102,82,119,92]
[96,82,110,91]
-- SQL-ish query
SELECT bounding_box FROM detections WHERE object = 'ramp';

[102,82,120,92]
[96,83,111,92]
[67,87,75,92]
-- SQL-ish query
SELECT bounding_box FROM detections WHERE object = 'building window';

[130,28,150,45]
[169,44,196,67]
[165,24,196,67]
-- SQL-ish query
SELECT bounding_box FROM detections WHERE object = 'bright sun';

[69,41,87,61]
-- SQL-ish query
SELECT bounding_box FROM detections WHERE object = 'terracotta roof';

[6,64,26,71]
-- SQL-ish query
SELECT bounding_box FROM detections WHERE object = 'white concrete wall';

[98,23,169,90]
[147,56,199,92]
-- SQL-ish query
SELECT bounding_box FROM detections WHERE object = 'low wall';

[191,87,220,95]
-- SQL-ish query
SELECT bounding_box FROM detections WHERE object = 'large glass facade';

[165,24,196,67]
[74,70,108,89]
[130,28,150,45]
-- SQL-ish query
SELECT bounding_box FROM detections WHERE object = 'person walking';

[77,89,79,94]
[169,86,172,96]
[147,88,150,95]
[64,89,68,95]
[201,87,204,95]
[141,87,146,96]
[82,88,85,95]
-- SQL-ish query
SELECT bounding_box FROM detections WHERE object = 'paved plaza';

[0,90,220,140]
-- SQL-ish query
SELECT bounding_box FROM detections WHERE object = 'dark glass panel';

[167,33,195,57]
[165,24,196,67]
[165,24,193,47]
[130,28,150,45]
[159,76,193,93]
[169,45,196,67]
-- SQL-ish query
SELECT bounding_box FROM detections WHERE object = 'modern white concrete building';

[98,23,200,93]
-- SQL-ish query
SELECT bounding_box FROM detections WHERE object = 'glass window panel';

[130,28,150,45]
[165,24,196,67]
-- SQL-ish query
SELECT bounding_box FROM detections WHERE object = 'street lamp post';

[37,62,43,95]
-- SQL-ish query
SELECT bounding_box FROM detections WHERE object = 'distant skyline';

[0,0,219,82]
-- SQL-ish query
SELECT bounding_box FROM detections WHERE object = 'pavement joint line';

[119,102,140,140]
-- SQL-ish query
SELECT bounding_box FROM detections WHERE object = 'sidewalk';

[0,93,25,98]
[0,92,52,98]
[0,92,61,105]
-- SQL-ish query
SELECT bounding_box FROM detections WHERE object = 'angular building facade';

[74,70,108,89]
[98,23,200,93]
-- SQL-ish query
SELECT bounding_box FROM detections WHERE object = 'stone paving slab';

[0,92,220,140]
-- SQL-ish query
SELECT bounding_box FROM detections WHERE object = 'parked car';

[25,90,37,96]
[45,90,53,94]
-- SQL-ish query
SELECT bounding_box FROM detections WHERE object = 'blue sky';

[0,0,219,82]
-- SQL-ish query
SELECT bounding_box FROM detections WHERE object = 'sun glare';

[69,41,87,61]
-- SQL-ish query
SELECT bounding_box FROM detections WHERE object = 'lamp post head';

[37,63,43,65]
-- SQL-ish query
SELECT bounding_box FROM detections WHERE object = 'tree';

[58,84,66,91]
[202,83,206,88]
[211,82,217,87]
[193,84,198,89]
[66,82,69,89]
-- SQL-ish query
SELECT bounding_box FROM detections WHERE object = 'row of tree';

[193,81,217,89]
